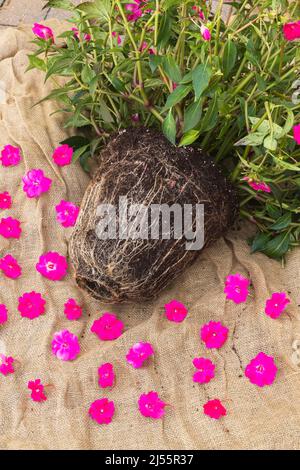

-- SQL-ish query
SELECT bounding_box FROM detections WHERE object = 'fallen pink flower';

[164,299,188,323]
[138,391,167,419]
[64,298,82,320]
[32,23,54,41]
[200,321,229,349]
[55,200,79,228]
[192,357,215,384]
[224,272,250,303]
[28,379,47,402]
[245,352,277,387]
[0,354,14,376]
[0,217,21,239]
[0,145,21,167]
[265,292,290,319]
[0,304,8,325]
[18,291,46,319]
[126,342,154,368]
[51,329,80,361]
[22,169,52,198]
[98,363,115,388]
[0,254,22,279]
[203,399,226,419]
[89,398,115,425]
[91,313,124,341]
[0,191,12,210]
[52,144,73,166]
[36,251,68,281]
[283,21,300,41]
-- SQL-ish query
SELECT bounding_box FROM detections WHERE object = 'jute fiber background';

[0,23,300,450]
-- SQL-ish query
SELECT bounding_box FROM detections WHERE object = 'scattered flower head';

[265,292,290,319]
[164,300,188,323]
[138,391,167,419]
[91,313,124,341]
[0,354,14,376]
[203,399,227,419]
[293,124,300,145]
[55,200,79,228]
[0,217,21,239]
[243,176,271,193]
[0,304,8,325]
[0,191,12,210]
[0,145,21,167]
[192,357,215,384]
[32,23,54,41]
[64,298,82,320]
[98,363,115,388]
[51,329,80,361]
[245,352,277,387]
[22,169,52,198]
[126,342,154,368]
[224,272,250,303]
[200,25,211,41]
[89,398,115,425]
[283,21,300,41]
[52,144,73,166]
[28,379,47,402]
[36,251,68,281]
[200,321,229,349]
[18,291,46,319]
[0,254,22,279]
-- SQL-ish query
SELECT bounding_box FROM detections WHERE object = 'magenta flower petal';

[98,363,115,388]
[224,272,250,303]
[192,357,215,384]
[200,321,229,349]
[0,217,21,239]
[200,25,211,41]
[283,21,300,41]
[55,200,79,227]
[164,300,188,322]
[64,298,82,320]
[0,191,12,210]
[36,251,68,281]
[32,23,54,41]
[52,144,73,166]
[243,176,271,193]
[22,169,52,198]
[293,124,300,145]
[245,352,277,387]
[126,342,154,368]
[265,292,290,319]
[89,398,115,424]
[138,391,167,419]
[28,379,47,402]
[0,145,21,167]
[91,313,124,341]
[0,304,8,325]
[51,329,80,361]
[203,399,226,419]
[18,291,46,319]
[0,354,14,376]
[0,254,22,279]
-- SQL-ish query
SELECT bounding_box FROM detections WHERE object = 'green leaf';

[98,99,114,123]
[162,84,192,111]
[222,40,237,78]
[157,12,174,49]
[262,232,290,259]
[183,99,202,132]
[200,95,218,133]
[250,232,271,253]
[162,110,176,145]
[269,212,292,230]
[163,0,181,10]
[72,144,89,162]
[162,56,182,83]
[60,135,90,149]
[179,129,200,147]
[43,0,74,10]
[81,64,96,84]
[235,132,265,146]
[27,55,47,72]
[149,55,163,73]
[192,64,212,100]
[283,110,294,135]
[264,135,277,151]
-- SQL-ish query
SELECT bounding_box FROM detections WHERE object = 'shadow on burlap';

[0,22,300,450]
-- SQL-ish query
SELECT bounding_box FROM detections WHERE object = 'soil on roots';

[69,127,239,303]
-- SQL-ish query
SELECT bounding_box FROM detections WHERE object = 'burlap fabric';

[0,23,300,450]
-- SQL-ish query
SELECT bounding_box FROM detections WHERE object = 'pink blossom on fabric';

[64,298,82,321]
[89,398,115,425]
[203,399,227,419]
[55,200,79,228]
[200,25,211,41]
[51,329,80,361]
[0,304,8,325]
[28,379,47,402]
[0,217,21,239]
[36,251,68,281]
[0,254,22,279]
[293,124,300,145]
[71,27,91,42]
[126,342,154,368]
[98,363,115,388]
[192,357,215,384]
[265,292,290,319]
[200,321,229,349]
[164,300,188,323]
[0,191,12,210]
[283,21,300,41]
[32,23,54,41]
[224,272,250,303]
[52,144,73,166]
[138,391,167,419]
[243,176,271,193]
[0,145,21,167]
[18,291,46,319]
[0,354,14,376]
[245,352,277,387]
[22,169,52,198]
[91,313,124,341]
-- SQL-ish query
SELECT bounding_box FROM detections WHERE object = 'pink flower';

[131,113,140,122]
[245,352,277,387]
[283,21,300,41]
[0,217,21,239]
[265,292,290,319]
[36,251,68,281]
[91,313,124,341]
[64,298,82,320]
[0,191,12,210]
[203,399,227,419]
[138,391,167,419]
[22,169,52,198]
[18,291,46,319]
[192,5,205,20]
[112,31,122,45]
[126,342,154,368]
[0,254,22,279]
[243,176,271,193]
[32,23,54,41]
[51,329,80,361]
[0,354,14,376]
[0,145,21,167]
[89,398,115,425]
[164,300,188,323]
[200,321,229,349]
[201,25,211,41]
[28,379,47,402]
[98,363,115,388]
[192,357,215,384]
[55,200,79,228]
[224,272,250,303]
[125,3,142,22]
[71,27,91,42]
[0,304,8,325]
[52,144,73,166]
[293,124,300,145]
